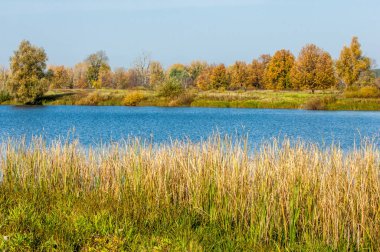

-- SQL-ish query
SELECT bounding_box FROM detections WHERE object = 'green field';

[16,88,380,111]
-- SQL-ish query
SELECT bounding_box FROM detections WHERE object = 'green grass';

[0,136,380,250]
[1,88,380,110]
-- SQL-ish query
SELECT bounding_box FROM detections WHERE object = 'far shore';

[1,88,380,111]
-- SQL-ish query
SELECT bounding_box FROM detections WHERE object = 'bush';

[122,92,145,106]
[303,96,337,110]
[0,90,11,103]
[344,86,380,98]
[168,93,195,107]
[158,78,183,98]
[76,92,105,106]
[303,98,326,110]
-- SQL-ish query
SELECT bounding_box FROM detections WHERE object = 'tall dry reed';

[0,135,379,250]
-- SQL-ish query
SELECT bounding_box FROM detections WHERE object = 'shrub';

[168,93,195,107]
[76,92,105,106]
[0,90,11,103]
[122,92,145,106]
[344,86,380,98]
[303,98,325,110]
[158,78,183,98]
[303,96,336,110]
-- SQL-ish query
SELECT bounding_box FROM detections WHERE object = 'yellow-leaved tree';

[336,37,372,88]
[263,49,295,90]
[8,40,48,104]
[290,44,336,92]
[229,61,249,89]
[149,61,165,89]
[48,65,74,89]
[209,64,230,90]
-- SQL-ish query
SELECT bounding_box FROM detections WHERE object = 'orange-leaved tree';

[290,44,336,92]
[263,49,295,90]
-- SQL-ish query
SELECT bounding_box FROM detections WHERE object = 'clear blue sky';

[1,0,379,69]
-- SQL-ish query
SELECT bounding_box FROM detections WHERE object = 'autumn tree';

[290,44,336,92]
[229,61,250,89]
[149,61,165,88]
[72,62,89,88]
[85,51,109,88]
[210,64,230,89]
[188,61,208,86]
[8,40,48,104]
[167,64,191,88]
[92,64,113,89]
[125,69,140,88]
[48,65,73,89]
[0,66,9,90]
[336,37,372,88]
[248,54,271,89]
[263,49,295,90]
[113,68,129,89]
[196,65,213,91]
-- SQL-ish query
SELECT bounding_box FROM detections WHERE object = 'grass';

[0,135,380,250]
[1,88,380,110]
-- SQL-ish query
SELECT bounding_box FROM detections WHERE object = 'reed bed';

[0,136,379,251]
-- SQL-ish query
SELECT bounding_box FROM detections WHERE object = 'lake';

[0,106,379,149]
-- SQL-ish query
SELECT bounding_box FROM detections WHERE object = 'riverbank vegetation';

[5,88,376,111]
[0,37,379,109]
[0,136,379,250]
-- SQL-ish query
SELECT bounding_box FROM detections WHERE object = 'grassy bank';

[2,88,380,111]
[0,136,380,250]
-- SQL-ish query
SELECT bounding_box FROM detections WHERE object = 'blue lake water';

[0,106,379,148]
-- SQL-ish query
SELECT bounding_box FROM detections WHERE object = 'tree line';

[0,37,377,104]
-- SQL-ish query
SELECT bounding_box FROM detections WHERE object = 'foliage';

[344,86,380,98]
[76,92,106,105]
[122,91,145,106]
[195,66,213,90]
[0,66,10,90]
[92,64,113,89]
[113,68,130,89]
[336,37,372,88]
[229,61,250,89]
[158,78,183,97]
[290,44,336,92]
[167,63,191,88]
[188,61,208,86]
[247,54,271,89]
[85,51,110,88]
[48,65,73,89]
[72,62,89,89]
[149,61,165,88]
[209,64,229,89]
[0,90,11,103]
[0,136,380,250]
[263,49,295,90]
[8,40,48,104]
[168,92,195,106]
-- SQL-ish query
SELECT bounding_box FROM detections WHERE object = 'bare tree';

[133,52,151,87]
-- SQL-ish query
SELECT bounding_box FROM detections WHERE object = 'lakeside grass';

[2,88,380,111]
[0,136,380,250]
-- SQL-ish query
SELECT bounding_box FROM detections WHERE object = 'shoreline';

[1,89,380,111]
[2,103,380,112]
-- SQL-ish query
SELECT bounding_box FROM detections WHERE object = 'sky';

[0,0,379,69]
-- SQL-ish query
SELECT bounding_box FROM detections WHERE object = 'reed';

[0,136,379,250]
